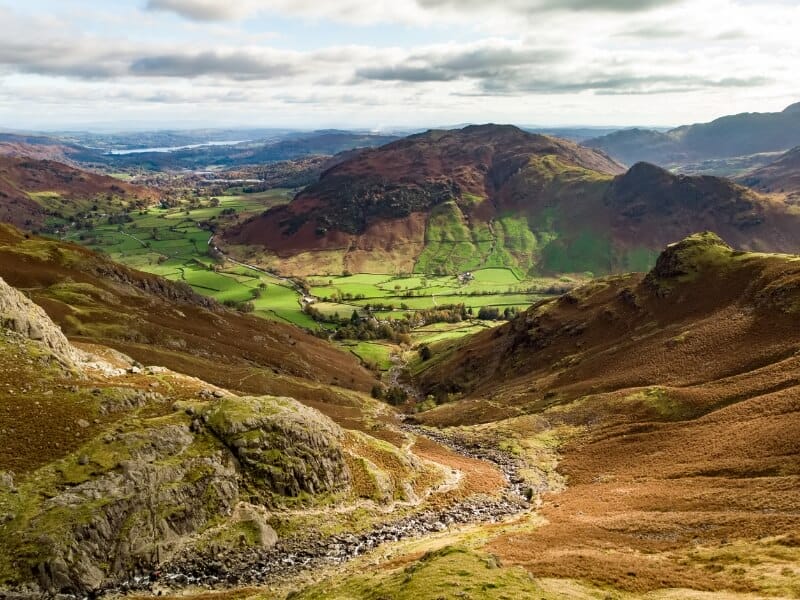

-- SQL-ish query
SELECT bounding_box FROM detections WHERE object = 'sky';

[0,0,798,131]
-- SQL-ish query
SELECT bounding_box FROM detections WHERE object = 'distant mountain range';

[0,130,401,172]
[585,102,800,167]
[224,124,800,277]
[739,145,800,201]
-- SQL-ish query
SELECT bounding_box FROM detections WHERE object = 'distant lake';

[106,140,250,155]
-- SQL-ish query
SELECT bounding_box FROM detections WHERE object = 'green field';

[339,341,395,370]
[64,192,319,328]
[65,193,570,374]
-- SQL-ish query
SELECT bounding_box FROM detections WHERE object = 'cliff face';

[0,276,83,368]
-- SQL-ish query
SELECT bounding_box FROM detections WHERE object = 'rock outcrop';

[206,396,351,499]
[2,394,354,595]
[22,424,240,594]
[0,276,83,367]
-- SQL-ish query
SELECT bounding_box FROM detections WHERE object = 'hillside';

[225,124,626,275]
[739,145,800,202]
[0,156,158,230]
[0,133,85,165]
[0,256,516,596]
[0,223,376,401]
[585,102,800,167]
[408,232,800,594]
[224,126,800,277]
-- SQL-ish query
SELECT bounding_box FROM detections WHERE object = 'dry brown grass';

[415,239,800,595]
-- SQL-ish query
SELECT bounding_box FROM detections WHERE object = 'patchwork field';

[64,194,570,373]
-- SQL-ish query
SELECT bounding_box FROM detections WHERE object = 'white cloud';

[0,1,797,128]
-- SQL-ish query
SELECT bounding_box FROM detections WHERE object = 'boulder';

[205,396,351,499]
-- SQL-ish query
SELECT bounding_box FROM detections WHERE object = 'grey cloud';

[417,0,683,14]
[356,45,569,83]
[479,73,773,95]
[130,51,300,80]
[355,65,456,82]
[434,47,566,71]
[0,41,128,79]
[0,35,303,81]
[714,29,750,41]
[615,26,690,39]
[145,0,248,22]
[615,26,751,41]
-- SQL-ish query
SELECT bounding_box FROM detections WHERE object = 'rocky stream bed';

[87,421,535,598]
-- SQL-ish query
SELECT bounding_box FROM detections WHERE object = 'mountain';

[585,102,800,167]
[224,125,800,277]
[0,155,158,230]
[739,145,800,201]
[409,232,800,592]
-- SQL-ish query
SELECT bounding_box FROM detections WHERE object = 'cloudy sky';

[0,0,798,131]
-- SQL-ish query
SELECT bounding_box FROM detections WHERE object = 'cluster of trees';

[108,213,133,225]
[330,311,413,344]
[304,303,474,342]
[305,300,524,341]
[223,299,255,313]
[477,306,520,320]
[371,385,409,405]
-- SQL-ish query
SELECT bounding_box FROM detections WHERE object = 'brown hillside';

[603,161,800,252]
[0,133,82,165]
[225,125,624,257]
[0,155,158,229]
[413,232,800,592]
[0,224,375,405]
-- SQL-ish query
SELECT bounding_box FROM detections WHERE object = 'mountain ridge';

[585,102,800,166]
[223,126,800,277]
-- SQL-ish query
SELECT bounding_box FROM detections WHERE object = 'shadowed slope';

[740,145,800,201]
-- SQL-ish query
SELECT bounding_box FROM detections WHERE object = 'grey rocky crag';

[1,388,349,596]
[0,276,84,367]
[205,396,351,500]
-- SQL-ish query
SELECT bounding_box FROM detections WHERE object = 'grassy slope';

[65,192,318,327]
[0,223,378,405]
[406,233,800,596]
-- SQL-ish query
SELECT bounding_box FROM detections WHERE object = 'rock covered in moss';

[12,424,239,596]
[205,396,351,499]
[646,231,733,282]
